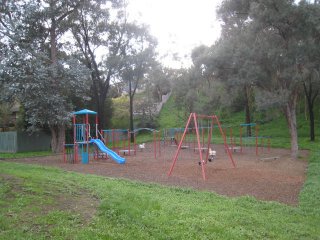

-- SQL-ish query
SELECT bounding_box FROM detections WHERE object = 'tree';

[250,0,320,157]
[120,28,157,141]
[70,0,125,129]
[0,0,90,153]
[212,0,320,159]
[147,66,171,102]
[70,1,157,131]
[295,1,320,141]
[0,103,12,131]
[172,68,197,115]
[299,67,320,141]
[208,2,257,135]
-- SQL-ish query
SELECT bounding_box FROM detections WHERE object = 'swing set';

[168,113,236,180]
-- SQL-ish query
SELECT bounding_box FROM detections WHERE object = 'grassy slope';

[157,95,186,128]
[158,95,320,147]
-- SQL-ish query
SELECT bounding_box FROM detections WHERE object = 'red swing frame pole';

[153,131,156,159]
[193,113,206,180]
[215,116,236,168]
[158,131,161,157]
[204,117,214,164]
[168,113,236,181]
[255,124,259,156]
[240,125,243,153]
[168,113,194,176]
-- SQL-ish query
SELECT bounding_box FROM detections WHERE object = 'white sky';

[127,0,223,68]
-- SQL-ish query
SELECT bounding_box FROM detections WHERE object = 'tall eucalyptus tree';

[0,0,90,153]
[120,26,157,140]
[70,1,157,131]
[207,0,320,158]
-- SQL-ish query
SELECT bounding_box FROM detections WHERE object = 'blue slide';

[90,139,126,164]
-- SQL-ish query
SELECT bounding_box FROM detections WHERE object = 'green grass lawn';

[0,145,319,239]
[0,151,53,159]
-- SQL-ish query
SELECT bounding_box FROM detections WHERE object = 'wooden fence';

[0,131,51,153]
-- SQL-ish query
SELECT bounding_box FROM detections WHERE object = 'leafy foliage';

[0,0,92,153]
[190,0,320,158]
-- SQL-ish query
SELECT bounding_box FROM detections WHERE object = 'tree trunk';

[309,106,315,141]
[284,93,299,159]
[49,11,65,154]
[129,93,134,143]
[303,82,317,142]
[50,125,65,153]
[97,93,107,130]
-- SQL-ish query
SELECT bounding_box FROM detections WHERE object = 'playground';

[10,143,308,206]
[4,110,309,206]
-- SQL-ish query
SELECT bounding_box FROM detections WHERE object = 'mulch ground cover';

[8,143,308,206]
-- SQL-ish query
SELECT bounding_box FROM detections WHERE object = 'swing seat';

[198,160,206,166]
[119,149,136,155]
[225,146,241,153]
[181,145,189,149]
[194,147,208,152]
[208,148,216,162]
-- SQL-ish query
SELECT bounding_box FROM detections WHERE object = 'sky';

[127,0,223,68]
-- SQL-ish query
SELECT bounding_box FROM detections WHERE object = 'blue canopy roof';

[73,109,97,115]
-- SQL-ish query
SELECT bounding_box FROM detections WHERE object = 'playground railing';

[63,143,76,164]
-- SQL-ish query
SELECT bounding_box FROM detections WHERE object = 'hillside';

[157,94,320,147]
[109,90,320,149]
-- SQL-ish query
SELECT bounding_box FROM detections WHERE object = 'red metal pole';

[73,115,76,143]
[158,131,161,157]
[135,132,137,155]
[202,127,204,148]
[128,130,131,156]
[215,116,236,168]
[229,128,233,151]
[122,131,125,151]
[168,113,194,176]
[86,113,90,163]
[73,115,77,163]
[240,126,243,153]
[204,117,214,164]
[154,131,156,159]
[74,143,77,163]
[194,113,206,180]
[255,125,259,156]
[193,128,196,153]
